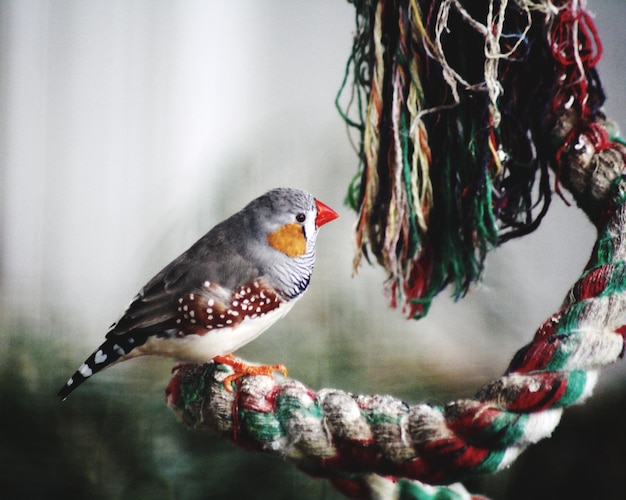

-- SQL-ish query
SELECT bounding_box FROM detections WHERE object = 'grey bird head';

[222,188,338,298]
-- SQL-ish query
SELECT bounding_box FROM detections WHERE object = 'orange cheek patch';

[267,223,306,257]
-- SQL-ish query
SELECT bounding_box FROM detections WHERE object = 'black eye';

[295,213,306,223]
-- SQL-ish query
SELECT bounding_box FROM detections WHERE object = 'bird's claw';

[213,354,288,392]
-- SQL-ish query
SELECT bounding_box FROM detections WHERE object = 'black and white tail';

[57,334,142,400]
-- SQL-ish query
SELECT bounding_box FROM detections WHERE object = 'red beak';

[315,199,339,228]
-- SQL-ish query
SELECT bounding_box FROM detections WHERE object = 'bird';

[58,187,338,400]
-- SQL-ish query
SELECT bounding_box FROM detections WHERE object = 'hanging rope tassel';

[337,0,608,318]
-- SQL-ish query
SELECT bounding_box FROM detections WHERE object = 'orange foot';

[213,354,288,392]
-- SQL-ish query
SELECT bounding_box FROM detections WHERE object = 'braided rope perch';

[165,113,626,498]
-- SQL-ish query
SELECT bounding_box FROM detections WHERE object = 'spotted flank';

[174,279,283,336]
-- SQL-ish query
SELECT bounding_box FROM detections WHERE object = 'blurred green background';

[2,1,626,498]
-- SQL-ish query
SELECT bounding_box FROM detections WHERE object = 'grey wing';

[106,235,261,338]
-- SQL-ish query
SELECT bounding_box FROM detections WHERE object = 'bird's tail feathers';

[57,334,141,400]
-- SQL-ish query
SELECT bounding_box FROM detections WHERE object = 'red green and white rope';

[165,118,626,495]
